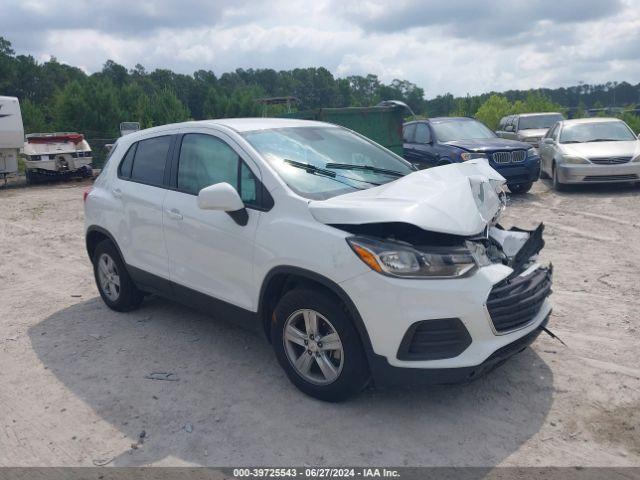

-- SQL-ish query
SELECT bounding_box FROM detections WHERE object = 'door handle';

[112,188,122,198]
[166,208,183,220]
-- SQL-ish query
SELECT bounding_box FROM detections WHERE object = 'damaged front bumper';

[338,223,553,387]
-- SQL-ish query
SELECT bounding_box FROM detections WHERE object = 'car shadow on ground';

[29,296,554,467]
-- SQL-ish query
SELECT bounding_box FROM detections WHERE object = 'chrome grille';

[512,150,526,162]
[589,157,632,165]
[491,150,526,164]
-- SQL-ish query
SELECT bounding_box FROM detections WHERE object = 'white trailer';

[0,96,24,184]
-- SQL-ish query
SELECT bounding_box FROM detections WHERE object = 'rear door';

[162,131,264,312]
[114,134,174,286]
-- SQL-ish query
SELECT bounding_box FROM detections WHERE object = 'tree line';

[1,35,639,141]
[0,37,426,139]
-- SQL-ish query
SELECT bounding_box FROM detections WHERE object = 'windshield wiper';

[588,138,621,142]
[284,159,337,178]
[561,140,583,144]
[283,159,381,187]
[324,163,405,177]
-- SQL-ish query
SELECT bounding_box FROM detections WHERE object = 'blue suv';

[403,117,541,193]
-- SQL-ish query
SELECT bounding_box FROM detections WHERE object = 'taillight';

[83,187,93,203]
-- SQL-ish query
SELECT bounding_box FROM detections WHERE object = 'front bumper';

[369,314,549,387]
[491,158,540,185]
[557,162,640,184]
[340,262,552,369]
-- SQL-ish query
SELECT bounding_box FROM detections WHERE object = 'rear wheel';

[507,182,533,194]
[93,240,144,311]
[272,289,370,402]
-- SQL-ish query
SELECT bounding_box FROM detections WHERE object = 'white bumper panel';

[340,263,552,369]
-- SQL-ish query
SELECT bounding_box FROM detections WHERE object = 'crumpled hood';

[308,160,506,236]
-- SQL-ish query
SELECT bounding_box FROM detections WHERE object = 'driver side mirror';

[542,137,554,145]
[198,182,248,226]
[505,125,515,132]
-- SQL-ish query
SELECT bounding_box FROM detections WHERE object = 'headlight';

[527,148,537,157]
[460,152,488,161]
[562,155,589,164]
[347,236,477,279]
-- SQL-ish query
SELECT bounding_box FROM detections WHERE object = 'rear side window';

[177,134,260,206]
[118,143,136,178]
[130,136,172,186]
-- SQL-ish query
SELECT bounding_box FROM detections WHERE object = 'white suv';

[84,118,553,401]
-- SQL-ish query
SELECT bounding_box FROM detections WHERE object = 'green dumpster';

[280,105,405,156]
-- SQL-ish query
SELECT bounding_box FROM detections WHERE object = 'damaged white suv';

[84,118,553,401]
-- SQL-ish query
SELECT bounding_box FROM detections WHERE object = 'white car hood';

[308,160,506,236]
[562,140,640,159]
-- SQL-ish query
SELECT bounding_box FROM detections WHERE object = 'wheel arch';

[257,266,374,357]
[86,226,124,263]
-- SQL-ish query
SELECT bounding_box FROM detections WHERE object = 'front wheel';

[507,182,533,194]
[272,289,370,402]
[552,163,565,191]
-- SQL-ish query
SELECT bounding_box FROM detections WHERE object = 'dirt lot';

[0,177,639,468]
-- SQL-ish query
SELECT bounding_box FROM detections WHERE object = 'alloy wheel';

[97,253,121,302]
[283,309,344,385]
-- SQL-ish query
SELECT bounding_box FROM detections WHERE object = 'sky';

[1,0,639,97]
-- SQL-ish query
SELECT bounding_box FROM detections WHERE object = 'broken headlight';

[347,236,477,279]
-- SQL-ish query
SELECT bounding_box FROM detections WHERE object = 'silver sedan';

[539,118,640,190]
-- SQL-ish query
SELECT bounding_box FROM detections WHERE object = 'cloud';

[0,0,638,98]
[333,0,624,41]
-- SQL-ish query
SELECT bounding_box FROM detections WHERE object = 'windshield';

[243,126,414,200]
[432,120,495,142]
[560,121,636,143]
[518,114,563,130]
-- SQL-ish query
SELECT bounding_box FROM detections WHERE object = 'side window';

[130,136,171,186]
[239,162,258,204]
[546,123,558,140]
[498,117,507,130]
[414,123,431,143]
[403,124,416,142]
[118,143,136,178]
[177,134,260,207]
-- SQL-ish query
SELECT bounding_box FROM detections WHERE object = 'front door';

[411,122,438,167]
[162,132,262,312]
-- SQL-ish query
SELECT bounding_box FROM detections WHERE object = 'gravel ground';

[0,177,639,467]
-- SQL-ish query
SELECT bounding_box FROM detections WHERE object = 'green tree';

[149,88,190,125]
[21,98,48,133]
[475,95,513,130]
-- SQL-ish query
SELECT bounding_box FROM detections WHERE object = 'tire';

[271,288,370,402]
[507,182,533,194]
[93,239,144,312]
[539,167,549,179]
[25,169,35,185]
[552,163,565,191]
